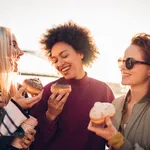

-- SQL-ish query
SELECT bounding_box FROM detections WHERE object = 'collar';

[58,72,89,87]
[124,89,150,104]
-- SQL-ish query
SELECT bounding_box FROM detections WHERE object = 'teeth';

[122,74,130,77]
[61,66,70,72]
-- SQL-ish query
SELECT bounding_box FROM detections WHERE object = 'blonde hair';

[0,26,17,104]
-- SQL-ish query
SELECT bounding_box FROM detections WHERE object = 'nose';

[18,48,24,56]
[56,58,65,68]
[17,48,24,58]
[118,58,126,70]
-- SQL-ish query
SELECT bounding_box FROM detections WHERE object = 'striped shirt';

[0,97,28,137]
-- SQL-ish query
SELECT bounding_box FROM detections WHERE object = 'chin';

[121,79,130,86]
[63,76,72,80]
[13,67,18,72]
[62,74,74,80]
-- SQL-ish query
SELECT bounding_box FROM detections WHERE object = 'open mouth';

[13,62,18,71]
[122,73,131,77]
[60,65,71,75]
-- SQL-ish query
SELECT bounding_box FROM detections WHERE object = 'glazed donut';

[51,82,71,93]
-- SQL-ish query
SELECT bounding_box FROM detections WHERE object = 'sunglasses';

[118,57,150,70]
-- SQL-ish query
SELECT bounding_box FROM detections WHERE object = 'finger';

[18,86,27,94]
[87,121,96,132]
[49,92,59,103]
[105,117,113,127]
[19,138,29,149]
[17,83,22,90]
[26,90,43,105]
[17,86,27,98]
[25,133,34,141]
[27,129,36,136]
[31,89,44,97]
[88,121,105,136]
[55,92,66,102]
[20,143,28,149]
[14,86,27,99]
[57,93,69,108]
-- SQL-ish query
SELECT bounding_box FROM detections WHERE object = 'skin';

[11,34,24,72]
[51,42,85,80]
[46,42,85,121]
[18,129,36,149]
[10,34,43,109]
[121,44,150,87]
[9,34,43,147]
[88,44,150,141]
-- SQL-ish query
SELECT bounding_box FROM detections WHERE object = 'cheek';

[125,71,148,85]
[10,58,13,67]
[54,65,59,71]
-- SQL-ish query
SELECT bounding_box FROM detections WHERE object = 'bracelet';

[108,132,124,149]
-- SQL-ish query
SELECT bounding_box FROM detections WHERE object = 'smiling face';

[51,42,85,80]
[10,34,24,72]
[120,44,150,87]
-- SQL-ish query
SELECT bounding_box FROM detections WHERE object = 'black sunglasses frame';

[118,57,150,70]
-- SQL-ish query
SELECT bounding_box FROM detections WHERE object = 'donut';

[51,82,71,93]
[22,78,43,95]
[89,102,115,124]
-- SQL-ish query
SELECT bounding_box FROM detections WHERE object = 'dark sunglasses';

[118,57,150,70]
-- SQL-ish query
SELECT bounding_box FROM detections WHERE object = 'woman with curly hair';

[30,21,115,150]
[88,33,150,150]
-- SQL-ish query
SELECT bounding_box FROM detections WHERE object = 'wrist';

[108,132,124,149]
[46,111,57,121]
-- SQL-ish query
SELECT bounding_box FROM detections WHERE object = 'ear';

[80,53,84,59]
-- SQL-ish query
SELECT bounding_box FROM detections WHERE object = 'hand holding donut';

[46,82,71,121]
[12,78,43,109]
[88,102,117,140]
[12,86,43,109]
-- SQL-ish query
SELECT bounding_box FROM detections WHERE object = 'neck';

[129,81,150,104]
[76,67,86,80]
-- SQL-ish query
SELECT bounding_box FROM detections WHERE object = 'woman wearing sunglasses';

[88,33,150,150]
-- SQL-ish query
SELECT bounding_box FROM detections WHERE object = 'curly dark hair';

[40,21,99,67]
[131,33,150,64]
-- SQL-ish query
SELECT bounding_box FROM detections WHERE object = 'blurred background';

[0,0,150,97]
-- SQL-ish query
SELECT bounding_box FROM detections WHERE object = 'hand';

[0,97,5,108]
[19,129,36,149]
[46,92,69,121]
[12,86,43,109]
[88,117,118,140]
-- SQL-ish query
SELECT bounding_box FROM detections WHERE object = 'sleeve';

[106,83,115,103]
[108,132,145,150]
[30,83,58,149]
[119,140,145,150]
[0,127,25,150]
[0,99,28,136]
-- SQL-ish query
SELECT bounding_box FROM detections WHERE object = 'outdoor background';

[0,0,150,97]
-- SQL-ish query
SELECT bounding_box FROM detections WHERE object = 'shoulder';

[112,95,126,108]
[88,77,114,94]
[88,77,110,88]
[88,77,115,102]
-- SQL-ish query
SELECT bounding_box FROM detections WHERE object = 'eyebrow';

[51,50,68,58]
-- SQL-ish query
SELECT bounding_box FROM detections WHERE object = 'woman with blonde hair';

[88,33,150,150]
[0,26,43,149]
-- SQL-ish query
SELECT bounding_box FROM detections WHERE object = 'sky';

[0,0,150,83]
